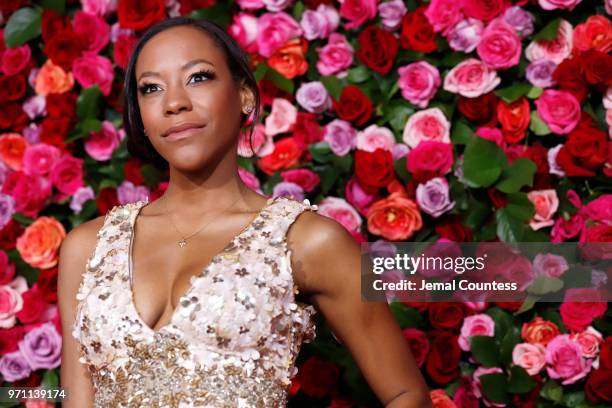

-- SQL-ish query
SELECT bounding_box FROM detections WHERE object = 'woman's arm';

[288,212,433,408]
[58,217,104,407]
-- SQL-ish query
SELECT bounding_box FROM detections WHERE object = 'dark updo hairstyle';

[123,16,261,171]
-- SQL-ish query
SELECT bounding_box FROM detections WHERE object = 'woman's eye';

[139,84,158,95]
[190,71,214,83]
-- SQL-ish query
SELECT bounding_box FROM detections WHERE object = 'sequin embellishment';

[71,196,318,407]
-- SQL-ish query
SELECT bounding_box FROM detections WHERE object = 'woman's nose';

[163,86,193,115]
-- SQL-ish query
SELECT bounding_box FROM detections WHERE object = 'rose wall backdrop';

[0,0,611,407]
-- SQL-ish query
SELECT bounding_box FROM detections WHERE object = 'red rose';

[258,78,293,108]
[458,92,499,126]
[581,49,612,86]
[0,219,23,251]
[45,93,78,122]
[497,97,530,144]
[117,0,167,31]
[512,375,543,408]
[0,326,25,356]
[113,35,138,71]
[40,117,73,152]
[292,111,324,150]
[463,0,508,21]
[328,397,357,408]
[487,187,508,208]
[0,0,23,16]
[41,10,72,44]
[582,224,612,243]
[96,186,119,215]
[435,216,473,242]
[12,371,41,388]
[332,85,373,127]
[553,57,589,102]
[280,168,320,192]
[428,302,467,331]
[0,74,26,102]
[522,143,551,189]
[601,336,612,369]
[402,328,430,367]
[399,6,438,53]
[406,141,454,183]
[16,286,47,324]
[357,25,398,75]
[494,301,523,312]
[104,78,126,113]
[296,356,339,399]
[257,137,303,176]
[124,158,145,185]
[37,267,58,303]
[401,301,429,313]
[354,148,395,194]
[0,102,28,132]
[179,0,216,15]
[43,28,85,71]
[426,331,461,384]
[556,121,608,177]
[586,368,612,403]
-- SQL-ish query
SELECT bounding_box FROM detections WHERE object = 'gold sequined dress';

[71,196,319,407]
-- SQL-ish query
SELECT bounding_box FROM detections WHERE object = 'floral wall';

[0,0,611,407]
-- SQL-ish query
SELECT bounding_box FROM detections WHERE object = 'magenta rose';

[50,155,85,196]
[84,120,121,161]
[477,17,522,70]
[72,10,110,54]
[257,12,302,58]
[546,334,592,385]
[397,61,441,109]
[72,52,114,96]
[535,89,581,135]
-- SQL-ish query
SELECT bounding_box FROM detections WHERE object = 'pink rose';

[72,53,114,96]
[316,33,354,76]
[535,90,581,135]
[257,12,302,58]
[525,20,573,64]
[84,121,121,161]
[560,288,608,332]
[532,253,569,278]
[339,0,378,30]
[512,342,546,375]
[407,141,454,176]
[317,196,362,233]
[229,12,260,54]
[463,0,508,22]
[443,58,501,98]
[0,285,23,328]
[538,0,582,11]
[112,34,137,71]
[280,168,320,192]
[73,11,110,54]
[397,61,441,109]
[473,366,505,408]
[458,313,495,351]
[50,155,85,196]
[424,0,465,35]
[403,108,450,148]
[477,18,522,70]
[570,326,603,358]
[527,189,559,230]
[545,334,592,385]
[344,176,377,217]
[22,143,61,177]
[476,126,504,147]
[402,327,429,367]
[238,123,273,158]
[323,119,357,156]
[80,0,117,17]
[238,167,262,192]
[582,195,612,225]
[236,0,265,10]
[551,213,585,242]
[299,4,340,41]
[2,172,52,218]
[356,124,395,152]
[447,18,484,53]
[264,98,297,137]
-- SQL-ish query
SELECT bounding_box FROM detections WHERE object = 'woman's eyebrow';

[138,58,215,81]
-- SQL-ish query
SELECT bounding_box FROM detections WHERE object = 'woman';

[58,17,431,408]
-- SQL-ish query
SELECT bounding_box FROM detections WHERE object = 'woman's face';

[135,25,252,172]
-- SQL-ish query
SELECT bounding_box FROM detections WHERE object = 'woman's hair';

[123,17,261,171]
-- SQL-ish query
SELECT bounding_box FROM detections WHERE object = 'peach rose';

[570,326,603,359]
[527,189,559,230]
[512,342,546,375]
[317,196,362,233]
[34,59,74,96]
[268,37,309,79]
[522,316,560,346]
[430,389,456,408]
[0,133,28,171]
[367,193,423,240]
[264,98,298,137]
[443,58,501,98]
[16,217,66,269]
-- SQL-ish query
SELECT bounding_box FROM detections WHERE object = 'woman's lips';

[163,125,206,141]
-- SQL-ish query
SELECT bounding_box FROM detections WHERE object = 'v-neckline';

[126,195,282,336]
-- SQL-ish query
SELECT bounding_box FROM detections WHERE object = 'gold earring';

[243,105,254,114]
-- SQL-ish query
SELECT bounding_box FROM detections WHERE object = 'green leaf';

[320,75,343,101]
[319,166,338,195]
[562,391,586,407]
[451,120,474,145]
[253,63,269,82]
[394,156,411,184]
[530,110,551,136]
[265,68,294,94]
[347,66,371,83]
[389,302,424,328]
[526,86,543,99]
[462,137,506,188]
[534,18,561,41]
[513,294,539,315]
[496,158,537,193]
[540,380,563,403]
[41,369,59,389]
[486,307,514,341]
[505,192,535,221]
[77,86,102,120]
[495,83,532,103]
[308,142,333,164]
[12,212,34,226]
[330,153,353,173]
[480,373,509,404]
[508,365,537,394]
[499,326,521,366]
[527,276,564,296]
[187,2,233,27]
[36,0,66,13]
[4,8,42,48]
[469,336,499,367]
[496,207,526,243]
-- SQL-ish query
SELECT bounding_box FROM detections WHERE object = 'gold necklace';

[162,195,242,247]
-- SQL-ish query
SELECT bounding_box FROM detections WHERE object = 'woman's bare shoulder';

[58,213,108,281]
